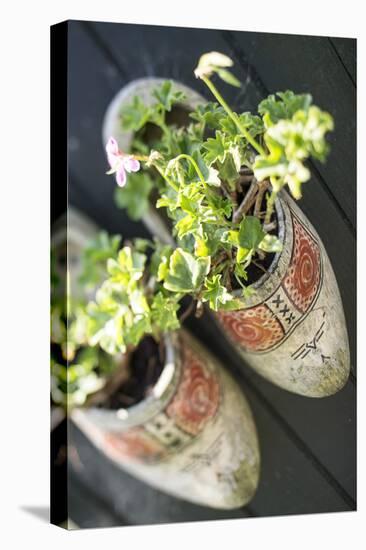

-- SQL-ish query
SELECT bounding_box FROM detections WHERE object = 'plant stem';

[252,259,267,274]
[155,165,180,192]
[233,179,259,224]
[215,259,231,274]
[264,190,277,225]
[254,180,270,219]
[220,180,234,203]
[263,221,277,232]
[133,154,149,162]
[175,154,206,186]
[224,265,232,291]
[135,155,180,193]
[234,272,247,291]
[201,76,266,156]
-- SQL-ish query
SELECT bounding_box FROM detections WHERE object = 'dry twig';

[233,179,259,223]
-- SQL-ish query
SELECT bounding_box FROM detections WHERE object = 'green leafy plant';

[51,52,335,412]
[50,233,121,408]
[51,230,183,409]
[85,239,181,356]
[107,51,333,314]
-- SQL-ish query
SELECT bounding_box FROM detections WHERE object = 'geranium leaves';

[222,216,281,274]
[85,242,181,355]
[223,216,264,254]
[259,90,312,126]
[190,102,226,129]
[152,80,186,112]
[194,226,227,258]
[163,248,211,293]
[51,345,113,407]
[191,151,221,187]
[203,131,228,165]
[51,237,122,407]
[107,246,146,285]
[121,81,186,134]
[220,113,264,139]
[110,61,333,323]
[202,132,248,189]
[121,96,152,132]
[201,274,235,311]
[238,216,266,249]
[253,105,333,199]
[259,233,283,253]
[151,292,180,333]
[79,231,121,289]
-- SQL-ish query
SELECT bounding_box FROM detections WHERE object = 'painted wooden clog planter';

[58,207,260,509]
[72,330,260,509]
[214,192,350,397]
[103,79,350,398]
[102,78,205,245]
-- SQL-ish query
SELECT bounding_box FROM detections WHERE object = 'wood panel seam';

[328,38,356,88]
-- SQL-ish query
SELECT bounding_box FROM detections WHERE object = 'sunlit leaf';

[201,274,235,311]
[259,234,283,253]
[164,248,210,292]
[203,131,228,165]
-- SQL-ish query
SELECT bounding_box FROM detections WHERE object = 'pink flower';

[106,137,140,187]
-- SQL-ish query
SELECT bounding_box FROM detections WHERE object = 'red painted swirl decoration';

[218,306,284,352]
[216,211,321,353]
[166,347,220,436]
[283,217,320,313]
[104,427,165,462]
[296,239,317,294]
